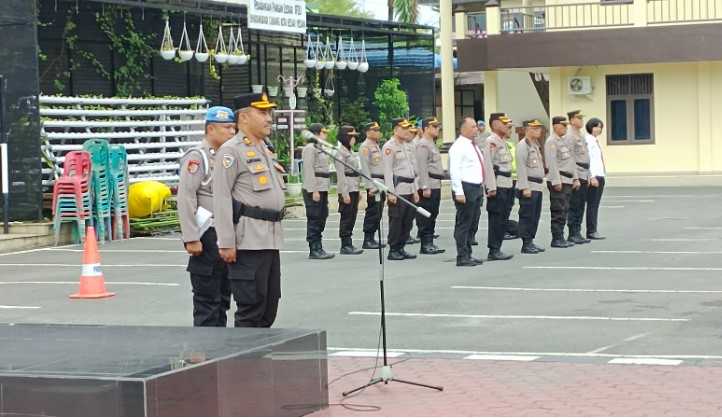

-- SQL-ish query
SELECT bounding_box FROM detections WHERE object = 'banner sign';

[248,0,306,34]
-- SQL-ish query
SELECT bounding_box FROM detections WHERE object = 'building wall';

[548,61,722,174]
[498,71,549,126]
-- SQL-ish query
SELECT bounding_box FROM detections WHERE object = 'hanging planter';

[178,16,194,62]
[304,33,316,68]
[226,28,239,64]
[214,25,228,63]
[297,86,308,98]
[234,22,249,65]
[160,20,176,60]
[268,86,279,97]
[251,84,264,93]
[335,36,347,70]
[314,35,326,70]
[358,38,369,73]
[324,73,335,97]
[195,23,209,62]
[347,37,359,70]
[323,36,335,70]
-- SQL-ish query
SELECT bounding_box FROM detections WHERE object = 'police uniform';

[414,117,445,255]
[302,123,334,260]
[213,93,285,328]
[504,133,519,240]
[483,113,515,261]
[516,119,546,254]
[358,122,386,249]
[383,118,418,260]
[405,127,421,245]
[564,110,592,245]
[544,116,578,248]
[178,106,234,327]
[334,126,363,255]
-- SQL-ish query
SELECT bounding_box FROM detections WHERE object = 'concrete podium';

[0,324,328,416]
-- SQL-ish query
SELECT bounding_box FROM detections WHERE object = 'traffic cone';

[70,225,116,299]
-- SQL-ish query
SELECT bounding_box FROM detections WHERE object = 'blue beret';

[206,106,235,123]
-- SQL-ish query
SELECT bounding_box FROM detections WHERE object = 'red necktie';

[596,139,606,174]
[473,142,485,183]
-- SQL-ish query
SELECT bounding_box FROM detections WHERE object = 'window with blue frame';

[606,74,654,144]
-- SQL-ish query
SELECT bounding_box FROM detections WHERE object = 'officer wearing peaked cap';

[414,117,445,255]
[214,92,285,328]
[358,121,386,249]
[516,119,546,254]
[178,106,236,327]
[334,126,364,255]
[545,116,581,249]
[302,122,334,260]
[564,110,592,245]
[483,112,515,261]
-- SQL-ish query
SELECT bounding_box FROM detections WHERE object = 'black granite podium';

[0,324,328,416]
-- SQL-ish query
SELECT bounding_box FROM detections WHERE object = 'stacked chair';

[109,145,130,240]
[52,151,92,245]
[82,139,113,244]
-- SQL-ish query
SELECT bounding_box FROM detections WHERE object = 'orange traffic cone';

[70,226,116,299]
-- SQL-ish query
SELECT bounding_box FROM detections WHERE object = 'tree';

[392,0,418,24]
[306,0,374,19]
[373,78,409,138]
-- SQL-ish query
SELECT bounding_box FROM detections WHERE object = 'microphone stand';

[305,138,443,396]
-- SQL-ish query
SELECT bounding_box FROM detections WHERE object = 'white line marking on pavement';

[347,311,689,322]
[603,199,654,203]
[328,347,722,360]
[592,250,722,255]
[130,237,179,241]
[649,217,692,221]
[0,305,42,309]
[45,249,187,253]
[525,266,722,272]
[587,333,651,354]
[599,206,624,208]
[0,264,185,267]
[0,243,80,257]
[451,286,722,294]
[608,358,683,366]
[685,227,722,230]
[643,238,720,242]
[331,351,405,358]
[463,354,539,362]
[606,194,718,198]
[0,281,178,286]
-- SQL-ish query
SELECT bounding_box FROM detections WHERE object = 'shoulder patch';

[247,151,256,157]
[187,160,200,174]
[222,154,235,169]
[362,147,369,154]
[385,148,391,155]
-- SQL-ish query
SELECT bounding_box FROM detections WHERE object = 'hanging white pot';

[226,28,239,64]
[283,87,293,97]
[323,36,335,70]
[268,86,279,97]
[195,22,209,62]
[214,24,228,63]
[347,37,359,70]
[304,33,316,68]
[160,20,176,60]
[324,89,335,97]
[335,36,347,70]
[234,20,249,65]
[297,87,308,98]
[314,34,326,69]
[251,84,264,93]
[178,16,194,61]
[358,38,369,73]
[324,72,335,97]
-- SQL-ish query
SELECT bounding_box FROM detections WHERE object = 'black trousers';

[416,188,441,238]
[363,190,385,235]
[186,228,231,327]
[454,182,483,260]
[504,180,517,234]
[338,191,360,239]
[387,194,415,248]
[567,178,588,235]
[470,187,484,242]
[486,187,512,251]
[227,249,281,328]
[517,190,543,241]
[303,190,329,245]
[586,177,605,235]
[547,183,572,239]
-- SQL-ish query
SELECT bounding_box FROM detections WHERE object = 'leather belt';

[393,175,415,185]
[560,171,574,178]
[495,171,512,178]
[314,172,330,178]
[233,200,283,223]
[344,172,359,177]
[528,176,543,184]
[371,174,384,179]
[428,173,444,180]
[576,162,590,169]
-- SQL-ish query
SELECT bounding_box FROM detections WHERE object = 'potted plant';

[195,23,209,62]
[251,84,264,93]
[177,19,194,62]
[286,174,302,196]
[160,20,176,60]
[214,25,228,63]
[297,86,308,98]
[268,85,279,97]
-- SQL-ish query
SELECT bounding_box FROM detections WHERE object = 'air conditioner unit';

[567,76,592,95]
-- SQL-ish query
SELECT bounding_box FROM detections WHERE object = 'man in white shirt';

[449,116,486,267]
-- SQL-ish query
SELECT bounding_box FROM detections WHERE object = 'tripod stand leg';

[342,378,383,397]
[392,378,444,391]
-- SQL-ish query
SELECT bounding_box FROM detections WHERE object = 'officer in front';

[214,93,285,328]
[414,117,445,255]
[358,121,386,249]
[178,106,236,327]
[544,116,580,248]
[382,118,419,261]
[483,113,514,261]
[334,125,364,255]
[564,110,592,245]
[302,123,334,260]
[515,119,546,254]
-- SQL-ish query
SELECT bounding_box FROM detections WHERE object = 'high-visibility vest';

[506,139,517,180]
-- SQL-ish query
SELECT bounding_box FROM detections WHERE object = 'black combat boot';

[532,242,546,252]
[399,245,417,259]
[405,236,420,245]
[309,242,335,259]
[551,235,571,248]
[387,246,405,261]
[362,233,384,249]
[521,240,539,254]
[420,235,445,255]
[487,249,514,261]
[569,232,591,244]
[340,237,363,255]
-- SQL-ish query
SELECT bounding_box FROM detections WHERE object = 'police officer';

[302,123,334,260]
[564,110,592,245]
[214,92,285,328]
[483,113,514,261]
[178,106,235,327]
[334,126,363,255]
[415,117,445,255]
[503,119,520,240]
[406,125,421,245]
[383,118,419,260]
[516,119,546,254]
[545,116,581,248]
[358,122,386,249]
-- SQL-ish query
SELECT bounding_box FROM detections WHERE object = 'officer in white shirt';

[584,117,607,240]
[449,117,486,267]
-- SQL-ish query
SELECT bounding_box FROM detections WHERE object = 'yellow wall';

[549,62,722,174]
[498,71,550,126]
